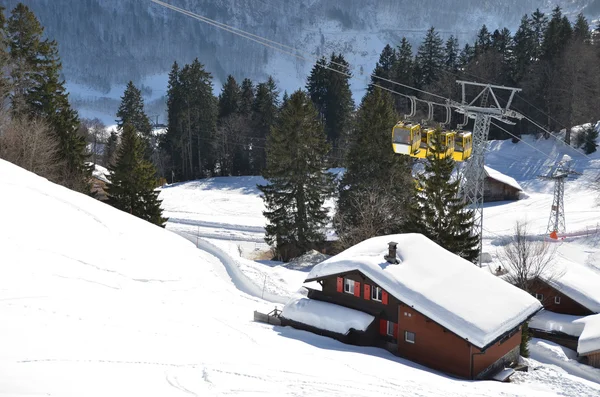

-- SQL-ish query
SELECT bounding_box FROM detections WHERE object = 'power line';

[150,0,450,104]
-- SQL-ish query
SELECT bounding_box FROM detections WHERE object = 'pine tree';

[251,76,279,174]
[306,56,328,119]
[444,35,459,72]
[521,322,531,357]
[103,130,118,167]
[106,124,167,227]
[162,61,183,179]
[512,15,535,83]
[116,81,153,149]
[583,124,598,154]
[475,25,492,55]
[218,75,241,119]
[573,13,591,43]
[458,43,475,69]
[531,9,548,60]
[391,38,415,113]
[239,78,255,116]
[335,88,413,249]
[542,6,573,60]
[369,44,397,92]
[7,4,90,192]
[414,27,444,89]
[0,6,9,100]
[405,128,478,262]
[258,90,334,261]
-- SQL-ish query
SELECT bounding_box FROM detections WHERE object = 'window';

[344,278,354,294]
[387,321,394,336]
[535,293,544,301]
[371,286,383,301]
[393,127,411,145]
[555,296,561,304]
[405,331,416,344]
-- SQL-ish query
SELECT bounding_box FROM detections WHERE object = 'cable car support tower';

[538,159,580,235]
[456,81,523,266]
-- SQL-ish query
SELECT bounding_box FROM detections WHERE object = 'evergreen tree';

[391,38,415,112]
[306,56,328,119]
[369,44,397,92]
[475,24,492,55]
[531,9,548,60]
[258,90,334,261]
[106,124,167,227]
[7,4,90,192]
[542,6,573,60]
[573,13,591,43]
[0,6,9,99]
[251,76,279,174]
[335,88,413,249]
[239,78,255,116]
[405,128,478,262]
[512,15,535,83]
[444,35,459,72]
[103,130,118,167]
[521,322,531,357]
[414,27,444,88]
[582,124,598,154]
[458,43,475,69]
[218,75,241,119]
[116,82,152,134]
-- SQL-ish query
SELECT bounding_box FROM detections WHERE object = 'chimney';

[384,241,399,264]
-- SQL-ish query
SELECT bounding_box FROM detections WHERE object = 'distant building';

[483,166,523,202]
[89,163,110,202]
[281,234,542,380]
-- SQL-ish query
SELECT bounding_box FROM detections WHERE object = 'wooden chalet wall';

[530,280,595,316]
[309,271,523,379]
[585,352,600,368]
[483,177,520,202]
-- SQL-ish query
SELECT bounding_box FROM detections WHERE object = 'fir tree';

[103,130,118,167]
[392,38,415,112]
[258,90,334,261]
[458,43,475,69]
[7,4,90,192]
[414,27,444,88]
[306,56,328,119]
[444,35,459,72]
[405,128,478,262]
[106,124,167,227]
[335,88,413,248]
[116,82,152,135]
[582,124,598,154]
[475,24,492,55]
[251,76,279,174]
[218,75,241,119]
[239,78,255,116]
[531,9,548,60]
[0,6,9,99]
[542,6,573,60]
[573,13,591,43]
[521,322,531,357]
[512,15,535,83]
[369,44,397,92]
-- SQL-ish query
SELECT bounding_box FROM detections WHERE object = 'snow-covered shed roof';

[306,234,542,349]
[484,166,523,192]
[574,314,600,355]
[529,310,585,337]
[282,296,374,335]
[89,163,110,184]
[546,260,600,314]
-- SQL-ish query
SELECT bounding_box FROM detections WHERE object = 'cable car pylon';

[455,81,523,266]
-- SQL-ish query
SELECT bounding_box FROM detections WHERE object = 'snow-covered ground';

[2,130,600,395]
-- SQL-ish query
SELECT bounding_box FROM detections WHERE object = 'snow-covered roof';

[484,166,523,192]
[546,260,600,313]
[574,314,600,355]
[282,296,374,334]
[89,163,110,183]
[306,234,542,349]
[529,310,585,337]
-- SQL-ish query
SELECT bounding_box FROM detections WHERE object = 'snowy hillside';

[2,152,600,393]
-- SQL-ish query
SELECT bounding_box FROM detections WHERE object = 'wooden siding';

[585,352,600,368]
[530,280,595,316]
[483,177,520,202]
[530,329,579,351]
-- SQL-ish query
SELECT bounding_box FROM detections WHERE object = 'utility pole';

[538,157,580,235]
[455,81,523,266]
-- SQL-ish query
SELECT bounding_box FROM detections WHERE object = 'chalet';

[529,261,600,316]
[576,314,600,368]
[483,166,522,202]
[89,163,110,202]
[281,234,542,380]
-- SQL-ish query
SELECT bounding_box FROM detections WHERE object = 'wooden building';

[89,163,110,202]
[281,234,542,380]
[530,279,596,316]
[483,166,522,202]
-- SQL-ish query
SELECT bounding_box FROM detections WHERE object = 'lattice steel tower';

[539,159,580,234]
[456,81,523,266]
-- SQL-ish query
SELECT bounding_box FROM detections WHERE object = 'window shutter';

[393,323,399,339]
[364,284,371,300]
[354,281,361,297]
[336,277,343,293]
[382,290,389,305]
[379,319,387,335]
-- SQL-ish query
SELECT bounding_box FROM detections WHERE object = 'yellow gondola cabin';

[392,122,421,156]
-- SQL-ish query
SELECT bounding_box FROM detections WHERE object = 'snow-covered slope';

[8,159,600,396]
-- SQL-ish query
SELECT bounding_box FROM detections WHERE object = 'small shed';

[89,163,110,202]
[574,314,600,368]
[483,166,522,202]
